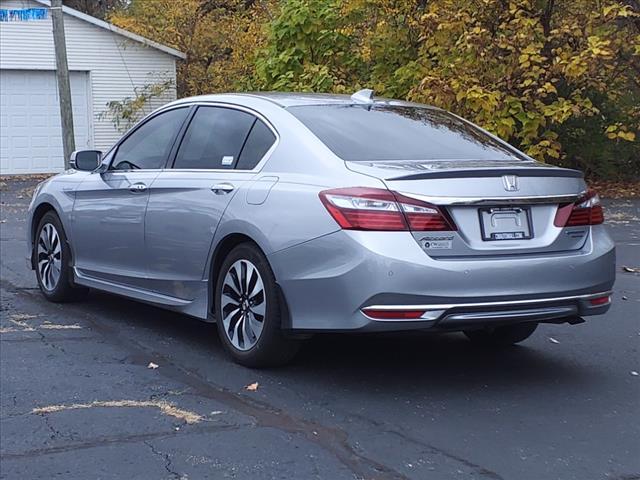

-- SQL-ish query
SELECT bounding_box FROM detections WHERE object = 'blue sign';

[0,8,49,22]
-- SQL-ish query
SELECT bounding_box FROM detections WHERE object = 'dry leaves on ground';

[588,180,639,199]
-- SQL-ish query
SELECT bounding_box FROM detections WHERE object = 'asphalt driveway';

[1,176,639,480]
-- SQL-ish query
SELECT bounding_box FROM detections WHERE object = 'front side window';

[289,105,528,162]
[173,106,256,169]
[112,108,189,170]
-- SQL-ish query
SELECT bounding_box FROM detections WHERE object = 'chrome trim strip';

[399,192,586,206]
[443,305,577,322]
[364,291,612,314]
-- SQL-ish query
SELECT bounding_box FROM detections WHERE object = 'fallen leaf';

[147,362,159,369]
[622,266,639,273]
[245,382,259,391]
[548,337,560,344]
[631,371,639,377]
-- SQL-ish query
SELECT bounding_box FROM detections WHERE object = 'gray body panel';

[26,92,616,330]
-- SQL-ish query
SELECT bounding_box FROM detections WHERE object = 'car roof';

[168,92,430,109]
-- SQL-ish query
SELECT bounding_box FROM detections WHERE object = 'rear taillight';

[554,190,604,227]
[319,187,456,231]
[393,192,457,231]
[318,188,406,230]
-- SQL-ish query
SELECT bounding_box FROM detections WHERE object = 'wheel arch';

[207,233,291,328]
[30,202,57,269]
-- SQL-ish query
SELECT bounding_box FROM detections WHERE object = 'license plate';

[479,207,533,241]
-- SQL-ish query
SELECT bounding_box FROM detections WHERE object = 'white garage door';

[0,70,91,174]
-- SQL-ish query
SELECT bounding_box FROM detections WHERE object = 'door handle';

[129,182,148,193]
[211,183,235,195]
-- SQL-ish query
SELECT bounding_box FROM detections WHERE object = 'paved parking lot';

[1,177,639,480]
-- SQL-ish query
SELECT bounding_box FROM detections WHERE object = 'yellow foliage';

[107,0,639,178]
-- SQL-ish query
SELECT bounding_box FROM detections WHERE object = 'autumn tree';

[255,0,639,178]
[109,0,639,179]
[109,0,274,96]
[403,0,639,177]
[63,0,127,20]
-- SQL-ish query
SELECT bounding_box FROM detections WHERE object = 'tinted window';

[112,108,189,170]
[236,120,276,170]
[289,105,528,162]
[174,106,255,169]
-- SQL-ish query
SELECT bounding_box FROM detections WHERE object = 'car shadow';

[82,290,598,395]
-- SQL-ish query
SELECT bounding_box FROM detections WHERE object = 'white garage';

[0,0,185,174]
[1,70,91,173]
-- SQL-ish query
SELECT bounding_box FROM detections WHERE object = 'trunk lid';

[346,160,589,257]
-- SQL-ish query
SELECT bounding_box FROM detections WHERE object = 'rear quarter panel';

[214,97,390,257]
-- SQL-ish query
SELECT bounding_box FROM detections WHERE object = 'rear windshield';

[289,104,528,162]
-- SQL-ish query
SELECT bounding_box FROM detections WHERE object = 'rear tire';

[34,211,88,302]
[463,322,538,346]
[214,243,300,368]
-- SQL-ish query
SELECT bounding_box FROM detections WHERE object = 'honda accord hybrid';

[27,90,616,366]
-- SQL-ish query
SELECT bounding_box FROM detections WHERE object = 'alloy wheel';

[37,223,62,291]
[220,259,266,351]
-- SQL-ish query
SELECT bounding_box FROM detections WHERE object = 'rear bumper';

[362,291,611,330]
[268,226,616,332]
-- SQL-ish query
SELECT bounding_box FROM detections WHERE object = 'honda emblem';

[502,175,519,192]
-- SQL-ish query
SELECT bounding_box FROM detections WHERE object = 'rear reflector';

[362,308,426,320]
[589,295,611,306]
[554,190,604,227]
[319,187,456,232]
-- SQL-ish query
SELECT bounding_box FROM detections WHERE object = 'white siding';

[0,0,178,155]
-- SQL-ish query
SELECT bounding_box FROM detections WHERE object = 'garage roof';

[33,0,186,59]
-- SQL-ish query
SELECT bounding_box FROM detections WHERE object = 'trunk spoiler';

[387,167,583,181]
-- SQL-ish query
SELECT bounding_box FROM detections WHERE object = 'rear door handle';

[211,183,234,195]
[129,182,148,193]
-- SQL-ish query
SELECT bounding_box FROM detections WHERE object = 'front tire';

[463,322,538,346]
[34,211,88,302]
[215,243,300,367]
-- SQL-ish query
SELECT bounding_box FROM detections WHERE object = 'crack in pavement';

[1,281,411,480]
[145,440,182,479]
[348,413,504,480]
[0,425,244,460]
[1,277,512,480]
[0,336,96,344]
[42,414,76,443]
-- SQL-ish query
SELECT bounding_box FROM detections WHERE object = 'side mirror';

[70,150,102,171]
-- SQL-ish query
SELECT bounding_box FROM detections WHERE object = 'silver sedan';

[26,90,616,366]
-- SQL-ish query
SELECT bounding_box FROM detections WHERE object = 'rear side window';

[289,105,528,162]
[174,106,255,169]
[112,107,189,170]
[236,120,276,170]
